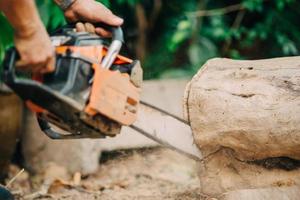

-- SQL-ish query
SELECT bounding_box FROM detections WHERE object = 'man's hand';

[1,0,55,74]
[14,24,55,74]
[63,0,123,37]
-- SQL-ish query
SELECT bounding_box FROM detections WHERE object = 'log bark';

[184,57,300,199]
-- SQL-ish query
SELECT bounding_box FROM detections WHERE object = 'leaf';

[98,0,110,7]
[0,13,14,74]
[276,32,298,55]
[167,19,192,52]
[188,37,217,68]
[242,0,264,12]
[36,0,53,26]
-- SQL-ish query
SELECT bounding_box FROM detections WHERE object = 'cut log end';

[184,57,300,198]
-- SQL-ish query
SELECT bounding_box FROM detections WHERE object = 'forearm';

[0,0,43,37]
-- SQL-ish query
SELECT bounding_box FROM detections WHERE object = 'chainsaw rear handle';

[2,48,18,85]
[2,49,104,140]
[2,48,89,91]
[2,49,65,140]
[37,118,65,139]
[37,117,91,139]
[1,49,61,139]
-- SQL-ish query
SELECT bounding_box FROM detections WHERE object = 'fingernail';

[115,17,124,25]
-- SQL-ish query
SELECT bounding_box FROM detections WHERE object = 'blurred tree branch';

[189,0,208,45]
[222,9,246,55]
[149,0,162,30]
[135,3,148,61]
[187,3,244,18]
[135,0,163,61]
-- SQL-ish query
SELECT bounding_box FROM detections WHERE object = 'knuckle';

[31,56,47,65]
[27,57,37,65]
[46,52,53,59]
[34,58,44,65]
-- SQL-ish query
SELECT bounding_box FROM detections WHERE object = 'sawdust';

[6,147,204,200]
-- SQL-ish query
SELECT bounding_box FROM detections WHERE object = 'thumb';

[109,14,124,26]
[95,5,123,26]
[40,56,55,74]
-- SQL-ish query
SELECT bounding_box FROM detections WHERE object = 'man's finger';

[31,65,45,74]
[16,55,55,74]
[95,27,112,38]
[16,60,38,71]
[76,22,86,32]
[84,22,95,33]
[16,60,42,73]
[15,59,28,68]
[93,4,123,26]
[76,21,111,37]
[40,56,56,74]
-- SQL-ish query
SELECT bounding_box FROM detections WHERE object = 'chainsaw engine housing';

[3,25,142,139]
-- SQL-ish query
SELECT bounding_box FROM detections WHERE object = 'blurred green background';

[0,0,299,80]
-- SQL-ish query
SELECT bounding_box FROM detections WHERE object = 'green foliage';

[0,0,299,80]
[0,13,13,62]
[242,0,264,12]
[108,0,300,78]
[168,20,193,52]
[0,13,13,77]
[36,0,66,30]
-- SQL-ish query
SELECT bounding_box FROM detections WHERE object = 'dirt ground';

[4,147,206,200]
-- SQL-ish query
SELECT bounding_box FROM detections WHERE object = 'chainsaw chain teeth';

[79,112,122,137]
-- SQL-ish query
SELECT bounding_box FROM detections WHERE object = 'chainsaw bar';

[130,101,203,161]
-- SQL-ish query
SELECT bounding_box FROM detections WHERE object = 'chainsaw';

[2,24,202,161]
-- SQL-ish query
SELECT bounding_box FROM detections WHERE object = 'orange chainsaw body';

[27,45,140,126]
[52,45,140,126]
[86,67,139,125]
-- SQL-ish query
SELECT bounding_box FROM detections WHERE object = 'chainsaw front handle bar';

[2,48,18,85]
[82,23,124,69]
[52,22,124,43]
[37,117,95,139]
[53,22,124,69]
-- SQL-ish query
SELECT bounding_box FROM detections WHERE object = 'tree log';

[184,57,300,199]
